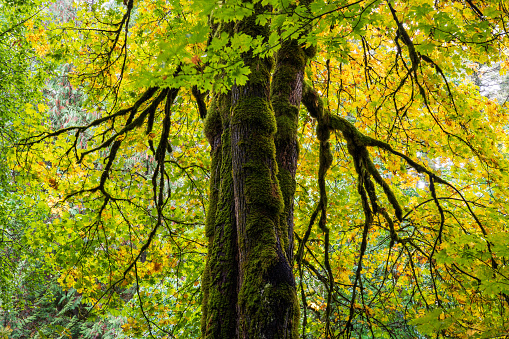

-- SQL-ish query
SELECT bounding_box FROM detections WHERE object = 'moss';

[271,36,309,266]
[273,41,307,78]
[271,77,299,103]
[274,111,299,141]
[202,89,240,338]
[316,121,330,142]
[200,237,213,336]
[245,172,283,215]
[237,236,299,337]
[276,167,295,252]
[216,93,232,128]
[249,57,274,81]
[222,4,301,337]
[232,96,298,338]
[231,97,276,134]
[202,95,223,335]
[205,147,221,238]
[271,95,299,142]
[302,80,323,119]
[277,168,295,198]
[231,91,298,336]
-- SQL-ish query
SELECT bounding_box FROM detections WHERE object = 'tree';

[18,0,509,338]
[0,0,51,331]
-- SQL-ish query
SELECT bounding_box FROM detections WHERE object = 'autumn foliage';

[6,0,509,338]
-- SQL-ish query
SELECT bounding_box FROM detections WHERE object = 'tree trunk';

[202,92,240,338]
[273,38,313,262]
[231,47,297,339]
[201,3,311,338]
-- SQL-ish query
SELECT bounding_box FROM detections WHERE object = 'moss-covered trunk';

[229,5,299,338]
[201,3,308,338]
[272,38,313,262]
[202,92,240,338]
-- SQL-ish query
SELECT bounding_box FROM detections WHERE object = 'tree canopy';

[5,0,509,338]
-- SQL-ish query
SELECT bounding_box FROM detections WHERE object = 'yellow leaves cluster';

[138,0,156,13]
[501,58,509,76]
[0,325,13,339]
[25,22,49,56]
[24,18,35,30]
[58,268,79,290]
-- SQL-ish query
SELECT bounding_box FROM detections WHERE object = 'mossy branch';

[303,82,500,271]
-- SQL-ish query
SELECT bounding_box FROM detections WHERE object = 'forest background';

[1,0,509,338]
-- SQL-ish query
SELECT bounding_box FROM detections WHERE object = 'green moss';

[202,88,241,338]
[245,175,283,215]
[276,167,295,253]
[274,111,299,141]
[237,236,300,337]
[273,42,307,77]
[221,4,301,337]
[202,94,223,336]
[205,148,221,238]
[249,57,273,81]
[271,37,308,265]
[200,237,212,336]
[217,93,232,127]
[232,96,298,337]
[231,97,276,134]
